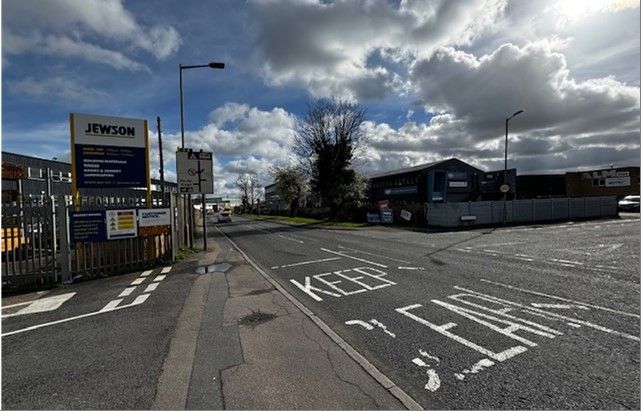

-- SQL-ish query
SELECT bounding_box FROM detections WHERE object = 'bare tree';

[236,173,259,212]
[293,97,366,214]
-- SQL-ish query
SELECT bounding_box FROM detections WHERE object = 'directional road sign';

[176,149,214,194]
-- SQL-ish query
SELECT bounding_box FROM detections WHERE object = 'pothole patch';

[238,310,278,327]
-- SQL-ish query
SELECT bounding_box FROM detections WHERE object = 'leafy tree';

[271,166,307,215]
[294,98,366,215]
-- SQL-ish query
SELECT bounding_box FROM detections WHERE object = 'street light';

[502,109,524,224]
[179,61,225,250]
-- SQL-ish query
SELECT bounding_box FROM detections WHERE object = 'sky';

[2,0,640,199]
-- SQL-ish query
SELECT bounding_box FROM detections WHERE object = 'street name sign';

[176,149,214,194]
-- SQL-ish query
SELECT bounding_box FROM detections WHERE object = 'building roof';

[367,158,483,179]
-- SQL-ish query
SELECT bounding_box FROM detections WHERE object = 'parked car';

[618,195,640,212]
[217,210,232,223]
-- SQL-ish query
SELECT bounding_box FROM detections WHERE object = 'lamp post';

[503,109,524,224]
[179,61,225,251]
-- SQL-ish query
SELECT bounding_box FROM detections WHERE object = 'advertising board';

[70,113,148,188]
[138,208,171,236]
[69,211,106,244]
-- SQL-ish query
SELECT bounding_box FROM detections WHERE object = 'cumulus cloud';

[148,104,298,199]
[10,77,113,104]
[249,0,506,99]
[3,0,180,67]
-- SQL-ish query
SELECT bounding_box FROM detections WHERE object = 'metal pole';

[179,65,190,247]
[157,116,165,197]
[202,193,207,251]
[503,118,509,224]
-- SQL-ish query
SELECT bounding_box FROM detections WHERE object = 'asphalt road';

[2,260,200,409]
[216,215,640,409]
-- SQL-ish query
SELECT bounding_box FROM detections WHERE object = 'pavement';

[1,223,405,409]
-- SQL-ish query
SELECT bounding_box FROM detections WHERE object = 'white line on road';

[530,303,590,310]
[131,294,150,305]
[161,266,172,274]
[153,275,166,282]
[320,248,387,268]
[277,234,304,244]
[2,293,77,318]
[549,258,583,265]
[2,300,38,309]
[480,278,640,318]
[140,269,153,277]
[144,283,159,293]
[118,287,137,297]
[130,278,145,286]
[273,257,342,269]
[337,245,412,264]
[398,266,425,270]
[100,299,123,312]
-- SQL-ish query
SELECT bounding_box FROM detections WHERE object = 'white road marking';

[567,323,582,328]
[3,296,151,337]
[396,304,528,362]
[455,286,640,342]
[455,358,495,381]
[2,300,39,309]
[100,299,123,312]
[153,275,166,282]
[483,250,499,254]
[2,293,76,318]
[370,319,396,338]
[118,287,137,297]
[514,256,534,262]
[549,258,583,265]
[345,320,374,330]
[424,369,441,392]
[418,349,440,364]
[140,269,153,277]
[337,244,411,264]
[457,248,472,252]
[130,278,145,286]
[321,248,387,268]
[277,234,304,244]
[161,266,172,274]
[480,278,640,318]
[412,358,427,367]
[398,266,425,271]
[144,283,159,293]
[274,257,341,269]
[530,303,589,310]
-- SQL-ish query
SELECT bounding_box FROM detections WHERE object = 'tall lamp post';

[502,109,524,224]
[179,61,225,250]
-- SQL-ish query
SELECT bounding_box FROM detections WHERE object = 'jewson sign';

[70,113,149,189]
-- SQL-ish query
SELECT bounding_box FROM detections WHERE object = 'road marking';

[398,266,425,271]
[370,319,396,338]
[455,286,640,341]
[2,293,76,318]
[161,266,172,274]
[144,283,159,293]
[396,304,528,362]
[277,234,304,244]
[100,299,123,312]
[140,269,153,277]
[290,267,396,301]
[321,248,387,268]
[153,275,166,282]
[549,258,583,265]
[479,278,640,318]
[530,303,590,310]
[273,257,341,269]
[345,320,374,330]
[514,256,534,262]
[2,300,39,309]
[419,349,440,364]
[337,245,411,264]
[3,296,151,337]
[118,287,137,297]
[454,358,495,381]
[131,278,145,286]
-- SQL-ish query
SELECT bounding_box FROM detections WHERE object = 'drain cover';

[196,262,232,274]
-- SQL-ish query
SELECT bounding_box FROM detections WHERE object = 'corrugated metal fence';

[426,196,618,227]
[1,193,190,289]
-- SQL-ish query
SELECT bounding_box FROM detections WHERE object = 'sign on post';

[138,208,171,236]
[176,149,214,193]
[70,113,149,189]
[106,209,137,240]
[69,211,107,244]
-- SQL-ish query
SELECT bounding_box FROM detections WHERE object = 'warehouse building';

[565,166,640,199]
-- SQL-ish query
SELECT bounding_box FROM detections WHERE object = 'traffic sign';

[176,149,214,194]
[500,184,510,193]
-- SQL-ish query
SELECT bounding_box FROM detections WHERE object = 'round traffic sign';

[499,184,510,193]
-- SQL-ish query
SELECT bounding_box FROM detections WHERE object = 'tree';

[271,166,307,215]
[236,173,260,213]
[293,98,366,214]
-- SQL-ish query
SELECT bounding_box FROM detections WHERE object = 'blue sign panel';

[70,211,106,244]
[366,212,381,224]
[74,144,147,188]
[381,209,394,224]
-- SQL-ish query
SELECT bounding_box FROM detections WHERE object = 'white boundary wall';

[425,196,618,227]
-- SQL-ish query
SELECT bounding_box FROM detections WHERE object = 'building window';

[592,179,605,187]
[27,167,44,180]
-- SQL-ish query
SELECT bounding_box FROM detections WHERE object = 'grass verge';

[245,214,367,228]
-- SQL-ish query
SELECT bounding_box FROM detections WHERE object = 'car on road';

[217,210,232,223]
[618,195,640,212]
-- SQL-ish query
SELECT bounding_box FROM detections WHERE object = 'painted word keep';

[290,267,396,301]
